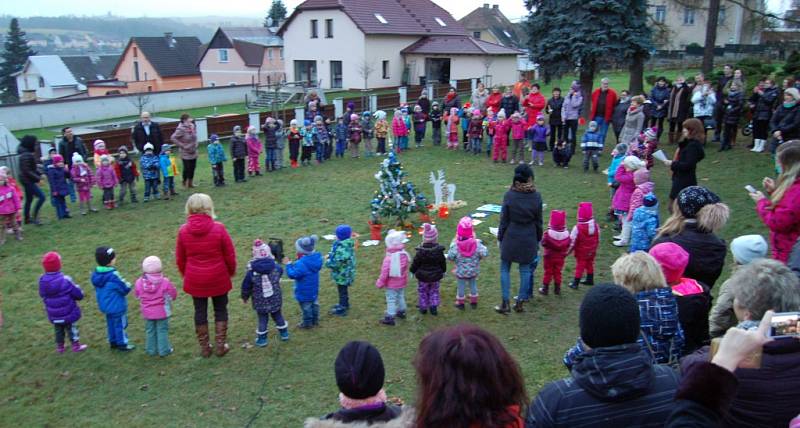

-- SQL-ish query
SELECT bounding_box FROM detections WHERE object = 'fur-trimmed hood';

[304,406,414,428]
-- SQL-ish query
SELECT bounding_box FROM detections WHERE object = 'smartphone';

[745,185,757,194]
[770,312,800,338]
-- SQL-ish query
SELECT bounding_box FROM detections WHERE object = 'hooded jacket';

[671,278,711,355]
[756,178,800,262]
[619,104,645,147]
[498,186,543,264]
[691,86,717,118]
[17,142,41,186]
[114,156,139,183]
[326,238,357,286]
[230,134,248,159]
[95,164,118,189]
[287,252,323,302]
[70,163,94,192]
[630,204,660,253]
[649,85,671,119]
[612,164,636,212]
[39,272,83,324]
[46,165,71,196]
[541,228,571,261]
[636,288,686,364]
[627,180,655,221]
[134,273,177,320]
[724,91,744,125]
[207,141,227,164]
[241,257,284,314]
[176,214,237,298]
[570,219,599,260]
[447,239,489,279]
[375,245,410,290]
[770,102,800,140]
[91,267,132,315]
[750,86,779,121]
[410,242,447,283]
[0,183,21,215]
[170,121,198,160]
[561,92,583,121]
[653,222,727,289]
[140,153,161,180]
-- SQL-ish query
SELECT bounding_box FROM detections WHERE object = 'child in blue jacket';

[285,235,323,329]
[581,121,602,173]
[91,246,135,351]
[629,193,660,253]
[334,116,348,158]
[207,134,227,186]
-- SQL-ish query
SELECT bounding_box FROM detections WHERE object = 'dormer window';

[375,13,388,24]
[434,17,446,27]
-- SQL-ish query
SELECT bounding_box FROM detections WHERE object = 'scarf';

[784,101,797,109]
[388,249,409,277]
[511,181,535,193]
[446,92,456,102]
[456,236,478,257]
[339,389,387,410]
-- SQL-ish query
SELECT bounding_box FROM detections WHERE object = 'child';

[242,239,289,346]
[392,108,409,152]
[376,230,410,326]
[348,113,362,158]
[568,202,600,289]
[275,119,286,169]
[446,107,460,150]
[92,139,109,168]
[140,143,161,202]
[207,134,227,185]
[430,102,443,146]
[285,235,323,329]
[581,121,603,172]
[301,120,315,166]
[413,104,426,148]
[287,119,302,168]
[0,170,22,243]
[721,82,743,151]
[606,143,628,223]
[134,256,177,357]
[263,118,279,172]
[334,116,348,158]
[46,154,71,219]
[325,225,356,316]
[485,107,496,157]
[553,140,571,168]
[96,155,118,210]
[492,111,509,163]
[447,217,488,310]
[39,252,88,353]
[410,223,446,315]
[468,109,484,155]
[114,146,139,204]
[612,156,645,247]
[0,165,23,229]
[460,103,472,149]
[91,246,135,351]
[230,125,248,182]
[361,111,375,157]
[616,168,654,248]
[529,114,549,166]
[630,193,660,252]
[539,210,570,296]
[313,115,329,164]
[159,145,179,199]
[324,117,334,160]
[246,126,262,175]
[402,108,412,150]
[510,112,527,164]
[547,87,565,151]
[630,127,658,169]
[374,111,389,155]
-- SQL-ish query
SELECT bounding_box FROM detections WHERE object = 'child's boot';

[581,274,594,286]
[454,297,465,310]
[554,283,561,296]
[419,306,428,315]
[430,306,438,316]
[277,323,289,341]
[538,283,549,296]
[56,343,66,354]
[396,310,406,319]
[72,341,88,352]
[214,321,230,357]
[568,278,580,290]
[255,330,268,347]
[469,294,478,309]
[379,315,396,326]
[195,324,213,358]
[15,229,22,241]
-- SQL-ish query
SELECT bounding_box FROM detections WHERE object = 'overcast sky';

[0,0,788,21]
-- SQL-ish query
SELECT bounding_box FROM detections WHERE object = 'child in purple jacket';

[39,251,89,353]
[135,256,177,357]
[46,154,71,219]
[413,105,427,148]
[528,114,549,166]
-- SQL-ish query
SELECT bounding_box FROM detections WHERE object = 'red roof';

[279,0,466,36]
[401,35,523,55]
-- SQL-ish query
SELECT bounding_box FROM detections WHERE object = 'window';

[280,48,284,59]
[473,31,481,38]
[294,60,318,85]
[330,60,342,88]
[144,72,148,80]
[374,13,388,24]
[654,6,666,23]
[310,19,319,38]
[134,61,140,81]
[268,48,273,60]
[434,17,447,27]
[209,82,216,87]
[325,19,333,38]
[147,85,152,92]
[218,49,229,62]
[719,6,726,25]
[133,47,138,57]
[683,7,695,25]
[38,76,45,88]
[382,60,390,79]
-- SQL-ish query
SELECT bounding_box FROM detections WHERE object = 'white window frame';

[654,6,666,24]
[683,7,696,25]
[382,60,390,79]
[374,13,388,24]
[218,49,229,63]
[434,17,447,27]
[268,48,273,60]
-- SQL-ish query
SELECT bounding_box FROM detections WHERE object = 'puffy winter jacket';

[612,99,631,133]
[170,121,198,160]
[114,157,139,183]
[375,246,410,289]
[510,119,526,140]
[650,85,671,119]
[241,257,284,314]
[570,220,600,260]
[410,243,447,283]
[627,181,654,221]
[446,239,489,279]
[630,203,659,253]
[0,184,21,215]
[391,116,408,137]
[135,273,177,320]
[724,91,744,125]
[612,165,636,212]
[561,92,583,121]
[39,272,83,324]
[468,117,483,139]
[140,153,161,180]
[770,103,800,140]
[653,222,727,289]
[207,142,227,164]
[17,145,41,186]
[175,214,237,298]
[500,95,519,116]
[756,178,800,262]
[91,267,132,315]
[95,164,117,189]
[287,252,323,302]
[691,87,717,117]
[46,165,71,196]
[636,287,685,364]
[750,86,779,121]
[547,96,564,125]
[230,134,248,159]
[326,238,356,286]
[541,229,570,261]
[671,278,711,355]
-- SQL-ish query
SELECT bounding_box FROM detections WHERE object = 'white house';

[14,55,118,102]
[198,27,285,87]
[277,0,522,90]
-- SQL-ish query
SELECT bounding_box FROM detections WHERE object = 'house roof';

[60,55,119,84]
[220,27,282,47]
[400,35,523,55]
[233,40,268,66]
[458,4,527,49]
[18,55,78,87]
[198,27,282,67]
[278,0,466,36]
[114,35,202,78]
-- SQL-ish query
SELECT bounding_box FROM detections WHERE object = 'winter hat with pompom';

[422,223,438,243]
[142,256,163,274]
[252,239,273,259]
[295,235,318,255]
[335,225,352,241]
[649,243,689,284]
[93,139,106,150]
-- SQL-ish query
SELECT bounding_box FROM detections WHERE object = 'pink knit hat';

[142,256,162,274]
[422,223,438,243]
[649,243,689,284]
[633,168,651,185]
[42,251,62,272]
[577,202,593,221]
[472,109,481,116]
[51,154,64,164]
[252,239,273,259]
[457,216,474,239]
[549,210,566,231]
[93,139,105,150]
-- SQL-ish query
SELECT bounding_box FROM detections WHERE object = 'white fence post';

[195,118,208,143]
[398,87,407,105]
[294,107,305,124]
[248,112,261,131]
[370,95,378,113]
[334,98,343,118]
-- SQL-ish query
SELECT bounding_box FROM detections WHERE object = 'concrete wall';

[404,54,518,88]
[363,35,419,89]
[0,85,253,131]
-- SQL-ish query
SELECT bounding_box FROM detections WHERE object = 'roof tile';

[400,35,522,55]
[130,36,202,77]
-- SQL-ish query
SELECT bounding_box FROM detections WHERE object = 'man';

[526,284,680,427]
[131,111,163,155]
[58,127,87,203]
[589,78,618,149]
[713,64,734,142]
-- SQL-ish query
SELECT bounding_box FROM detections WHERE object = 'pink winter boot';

[72,341,88,353]
[469,294,478,309]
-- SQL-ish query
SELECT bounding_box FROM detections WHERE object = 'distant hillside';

[0,15,216,42]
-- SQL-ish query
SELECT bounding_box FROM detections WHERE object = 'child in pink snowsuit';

[510,113,527,163]
[492,111,509,162]
[246,126,262,176]
[446,107,460,149]
[376,230,410,326]
[134,256,178,357]
[539,210,570,295]
[0,169,22,244]
[69,153,96,215]
[95,155,118,210]
[568,202,600,290]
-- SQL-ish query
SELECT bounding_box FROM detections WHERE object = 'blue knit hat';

[209,134,219,142]
[335,225,352,241]
[295,235,318,255]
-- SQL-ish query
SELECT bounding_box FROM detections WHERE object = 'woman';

[691,78,717,141]
[750,140,800,262]
[522,83,546,127]
[667,76,693,145]
[170,113,199,188]
[175,193,236,357]
[748,79,779,153]
[653,186,729,289]
[471,82,489,113]
[618,95,646,147]
[562,81,583,147]
[661,118,706,202]
[649,77,671,139]
[417,90,431,117]
[414,324,527,427]
[17,135,45,225]
[496,164,543,314]
[486,86,503,114]
[770,87,800,145]
[442,87,461,112]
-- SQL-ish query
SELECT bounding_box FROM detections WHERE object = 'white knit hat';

[730,235,768,265]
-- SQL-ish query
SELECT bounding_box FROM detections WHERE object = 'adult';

[618,95,646,148]
[414,324,527,427]
[500,87,520,117]
[417,90,431,117]
[512,74,531,100]
[496,165,543,314]
[611,90,631,144]
[712,64,735,143]
[304,90,323,113]
[690,78,717,141]
[546,87,564,151]
[131,111,164,155]
[442,87,461,112]
[653,186,729,289]
[681,259,800,428]
[175,193,236,357]
[723,69,746,96]
[522,83,546,127]
[770,87,800,147]
[17,135,45,225]
[57,126,87,203]
[486,86,503,114]
[649,76,670,140]
[667,76,694,146]
[562,81,583,147]
[748,79,779,153]
[528,284,680,427]
[660,118,706,202]
[170,113,199,189]
[589,78,618,149]
[470,82,489,113]
[750,140,800,262]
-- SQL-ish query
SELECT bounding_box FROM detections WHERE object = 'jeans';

[66,179,76,203]
[415,126,426,145]
[192,294,228,326]
[299,301,319,326]
[377,137,386,153]
[257,310,287,333]
[486,135,493,155]
[337,284,350,308]
[384,288,407,317]
[102,187,114,205]
[23,182,45,221]
[335,139,346,157]
[315,142,325,162]
[266,149,280,171]
[144,318,172,356]
[54,323,79,345]
[233,158,246,181]
[500,260,532,301]
[583,148,600,171]
[470,137,482,154]
[593,117,610,149]
[144,179,160,199]
[398,136,408,150]
[417,281,440,309]
[118,181,137,202]
[162,176,174,194]
[456,277,478,299]
[105,312,129,346]
[722,123,737,149]
[53,195,68,219]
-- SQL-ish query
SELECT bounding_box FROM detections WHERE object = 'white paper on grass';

[476,204,502,213]
[652,150,668,162]
[322,235,336,241]
[362,240,381,246]
[472,219,483,226]
[471,212,489,218]
[489,227,499,237]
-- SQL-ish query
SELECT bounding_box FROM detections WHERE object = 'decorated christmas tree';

[370,151,428,226]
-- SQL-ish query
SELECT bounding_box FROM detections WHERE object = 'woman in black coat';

[496,164,543,314]
[17,135,46,225]
[770,87,800,149]
[661,118,705,203]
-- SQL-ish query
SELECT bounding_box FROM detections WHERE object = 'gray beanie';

[295,235,318,255]
[730,235,768,265]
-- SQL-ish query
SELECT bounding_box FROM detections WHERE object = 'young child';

[568,202,600,289]
[376,230,410,326]
[263,118,279,172]
[460,103,472,149]
[334,116,348,158]
[96,155,118,210]
[246,126,262,176]
[616,168,654,248]
[630,127,658,169]
[39,252,88,353]
[485,107,496,157]
[468,109,484,155]
[445,107,460,150]
[510,112,527,164]
[140,143,161,202]
[0,165,23,229]
[285,235,323,329]
[361,111,375,157]
[207,134,227,185]
[529,114,549,166]
[242,239,289,346]
[324,117,334,160]
[430,102,443,146]
[392,108,409,153]
[539,210,570,296]
[348,113,362,158]
[374,111,389,155]
[159,145,179,200]
[301,120,315,166]
[231,125,248,182]
[46,154,71,219]
[410,223,446,316]
[492,111,509,163]
[581,121,603,172]
[721,82,743,151]
[447,217,488,310]
[612,156,645,247]
[134,256,177,357]
[325,225,356,317]
[91,246,135,351]
[287,119,302,168]
[630,193,660,253]
[402,108,412,150]
[313,115,329,164]
[114,146,139,205]
[92,139,110,168]
[605,143,628,224]
[0,170,22,244]
[275,119,286,169]
[413,105,427,148]
[553,140,571,168]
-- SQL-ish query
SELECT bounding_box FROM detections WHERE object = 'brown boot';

[188,179,196,188]
[667,132,676,145]
[195,324,212,358]
[214,321,229,357]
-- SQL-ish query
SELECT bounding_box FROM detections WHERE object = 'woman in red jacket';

[486,86,503,114]
[522,83,546,127]
[176,193,237,357]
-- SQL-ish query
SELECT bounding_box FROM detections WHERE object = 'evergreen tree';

[265,0,288,27]
[370,151,428,226]
[0,18,36,103]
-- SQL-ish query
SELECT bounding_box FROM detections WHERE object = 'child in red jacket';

[539,210,570,295]
[568,202,600,289]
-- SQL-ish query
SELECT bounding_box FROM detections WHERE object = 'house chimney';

[164,32,175,48]
[483,3,490,8]
[492,4,499,9]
